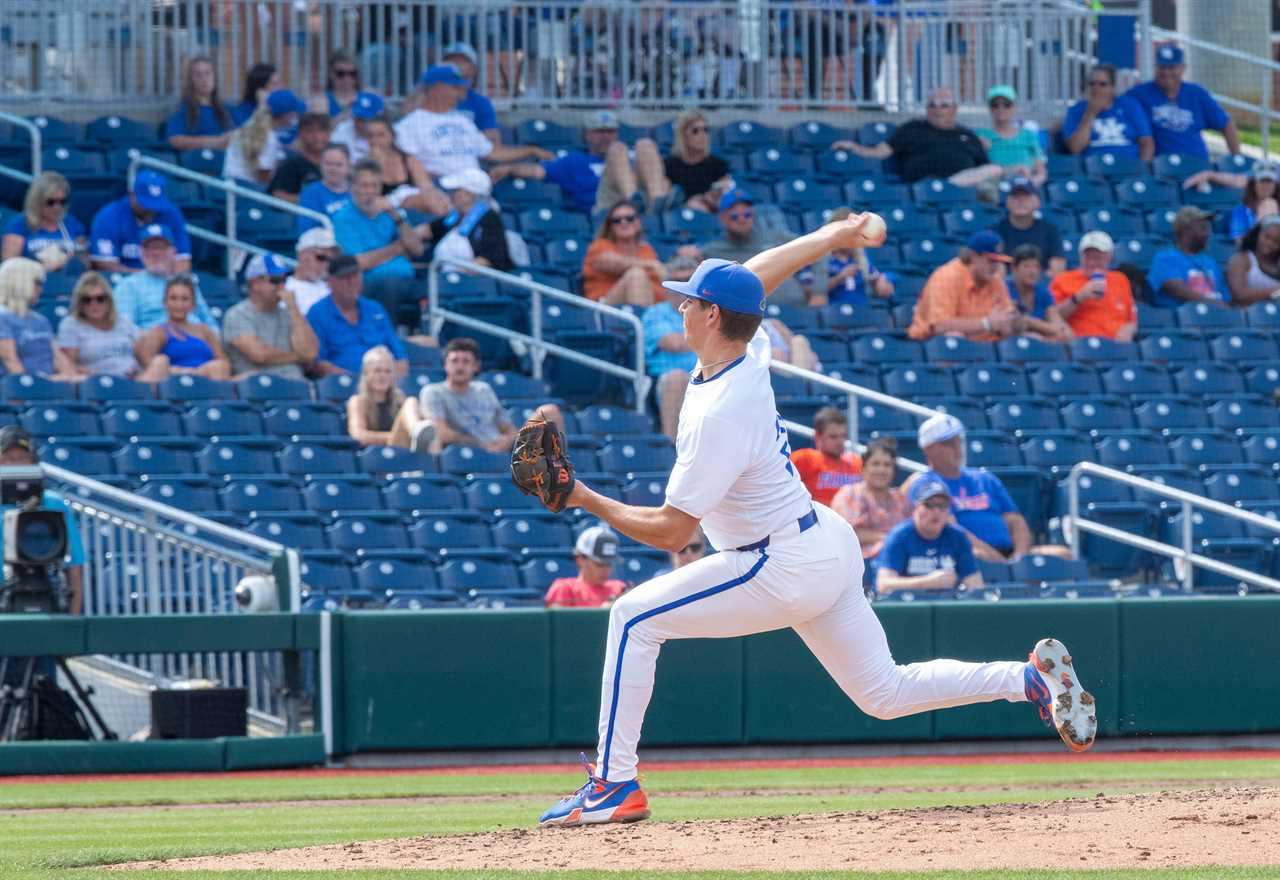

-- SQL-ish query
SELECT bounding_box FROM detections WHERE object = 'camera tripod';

[0,655,117,742]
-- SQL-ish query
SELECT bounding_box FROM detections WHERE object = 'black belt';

[736,507,818,552]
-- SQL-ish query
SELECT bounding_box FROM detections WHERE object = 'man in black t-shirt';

[833,88,1002,187]
[993,176,1066,278]
[269,113,333,204]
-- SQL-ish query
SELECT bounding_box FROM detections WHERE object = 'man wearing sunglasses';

[1062,63,1153,161]
[873,478,983,598]
[287,227,338,316]
[222,252,318,380]
[700,189,824,307]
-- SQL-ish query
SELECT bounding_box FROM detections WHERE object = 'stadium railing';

[426,256,653,412]
[1067,461,1280,594]
[0,111,39,182]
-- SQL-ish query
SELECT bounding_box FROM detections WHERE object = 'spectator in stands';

[488,111,667,216]
[58,272,167,381]
[831,87,1002,188]
[1061,63,1153,161]
[913,413,1070,562]
[442,42,500,146]
[89,171,192,274]
[422,169,513,272]
[831,437,909,563]
[0,258,76,379]
[165,56,234,151]
[1226,216,1280,305]
[907,231,1019,341]
[330,92,383,164]
[223,89,307,185]
[701,189,822,306]
[231,63,283,125]
[1009,245,1072,341]
[298,144,352,234]
[268,113,332,203]
[1147,206,1228,308]
[583,200,665,306]
[789,406,863,508]
[643,280,697,439]
[364,116,450,215]
[287,227,337,316]
[332,159,425,327]
[819,206,893,306]
[1226,164,1279,242]
[321,51,379,123]
[1125,45,1240,160]
[762,315,820,371]
[134,275,231,380]
[419,337,564,454]
[1049,232,1137,340]
[395,64,549,179]
[307,253,407,376]
[976,85,1047,186]
[346,344,431,450]
[544,525,627,608]
[2,172,87,271]
[665,528,707,574]
[111,224,214,330]
[663,108,732,213]
[221,253,318,380]
[874,477,982,597]
[993,176,1065,277]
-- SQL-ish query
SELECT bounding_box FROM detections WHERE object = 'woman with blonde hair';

[165,56,234,152]
[347,345,433,451]
[817,206,894,306]
[134,275,230,379]
[0,258,76,378]
[2,172,87,270]
[223,90,307,184]
[57,272,167,381]
[663,109,732,212]
[581,200,666,306]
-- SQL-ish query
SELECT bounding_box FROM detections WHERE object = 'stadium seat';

[304,477,384,514]
[197,439,279,476]
[356,445,437,475]
[329,514,410,552]
[721,119,783,150]
[748,146,810,179]
[1168,431,1244,469]
[1028,364,1103,397]
[1134,397,1209,433]
[956,364,1027,398]
[1208,398,1280,433]
[21,403,102,438]
[181,402,263,438]
[987,398,1060,433]
[1095,433,1171,469]
[79,375,154,402]
[1129,466,1206,510]
[599,437,677,474]
[437,558,520,594]
[463,476,543,512]
[519,556,576,591]
[998,335,1065,365]
[1046,178,1110,210]
[901,237,960,270]
[2,374,75,403]
[843,178,909,209]
[263,402,346,438]
[1243,363,1280,397]
[1175,301,1246,332]
[938,206,1001,237]
[280,442,358,476]
[353,557,438,595]
[1151,153,1210,182]
[40,438,118,476]
[1084,152,1146,179]
[789,120,852,152]
[1139,330,1209,365]
[964,432,1022,467]
[382,474,463,511]
[101,404,182,438]
[1242,430,1280,472]
[815,148,883,178]
[136,477,218,511]
[87,114,160,147]
[774,179,841,210]
[1172,364,1245,397]
[440,445,508,476]
[221,478,303,513]
[1020,432,1095,474]
[160,374,235,402]
[1112,177,1178,209]
[247,513,327,549]
[882,365,957,398]
[1204,468,1280,505]
[1101,363,1175,397]
[912,178,972,207]
[235,374,312,403]
[1161,510,1269,590]
[922,336,995,365]
[1078,207,1144,236]
[1059,397,1135,434]
[1182,184,1240,212]
[852,333,923,365]
[114,440,198,476]
[1011,555,1091,586]
[662,207,721,243]
[407,512,491,554]
[622,475,669,507]
[1209,331,1280,364]
[1070,337,1138,365]
[493,513,574,553]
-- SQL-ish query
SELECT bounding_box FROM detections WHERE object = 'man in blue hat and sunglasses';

[538,214,1098,828]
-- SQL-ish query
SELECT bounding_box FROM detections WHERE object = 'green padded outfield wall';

[331,597,1280,754]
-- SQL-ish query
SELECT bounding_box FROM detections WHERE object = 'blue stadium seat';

[329,515,410,552]
[1112,177,1178,209]
[1053,472,1134,510]
[304,477,384,514]
[998,335,1065,365]
[1134,397,1209,433]
[823,363,881,390]
[939,206,1002,237]
[178,148,225,177]
[1046,178,1110,210]
[1095,433,1171,469]
[1139,331,1209,365]
[1011,555,1091,586]
[1151,153,1210,182]
[160,374,236,402]
[354,558,438,595]
[1084,152,1146,179]
[816,304,887,336]
[852,333,923,365]
[1028,363,1102,397]
[516,118,578,149]
[922,335,996,365]
[774,179,841,210]
[1143,207,1181,237]
[721,119,782,150]
[1209,397,1280,433]
[493,513,574,552]
[21,403,102,438]
[1161,510,1269,590]
[987,398,1061,432]
[599,437,677,474]
[1168,431,1244,469]
[136,477,218,511]
[882,365,957,398]
[40,438,117,476]
[440,445,508,476]
[748,145,810,179]
[463,476,542,512]
[1209,331,1280,364]
[236,374,312,403]
[577,405,652,438]
[900,237,959,270]
[114,440,198,476]
[963,433,1022,467]
[41,145,106,174]
[517,206,589,242]
[298,555,356,594]
[381,473,462,510]
[280,442,359,476]
[262,402,345,438]
[913,397,986,431]
[197,439,279,476]
[1174,302,1245,333]
[1181,184,1240,212]
[492,177,562,209]
[1245,301,1280,331]
[544,331,625,406]
[408,513,491,556]
[789,120,852,152]
[1243,363,1280,398]
[1204,468,1280,505]
[843,178,909,209]
[541,237,589,269]
[1060,398,1135,433]
[662,207,721,242]
[438,558,520,594]
[911,178,972,207]
[1020,432,1095,474]
[101,404,182,438]
[356,445,438,475]
[87,115,160,147]
[763,302,821,334]
[221,478,303,513]
[181,401,263,438]
[815,148,884,178]
[1038,206,1079,234]
[1242,430,1280,471]
[1102,363,1174,397]
[957,363,1027,398]
[856,120,896,146]
[519,556,576,591]
[622,475,668,507]
[616,550,669,586]
[1078,207,1145,236]
[1070,336,1138,365]
[2,374,75,403]
[246,513,327,549]
[482,371,552,401]
[1172,364,1245,397]
[802,332,851,365]
[877,205,942,239]
[78,375,154,402]
[1045,154,1084,177]
[1129,466,1205,510]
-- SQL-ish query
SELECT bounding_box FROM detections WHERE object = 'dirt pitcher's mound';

[130,787,1280,873]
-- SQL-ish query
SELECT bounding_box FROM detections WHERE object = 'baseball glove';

[510,409,575,513]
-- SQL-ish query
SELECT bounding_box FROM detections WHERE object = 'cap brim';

[921,426,964,446]
[661,278,708,300]
[984,253,1014,263]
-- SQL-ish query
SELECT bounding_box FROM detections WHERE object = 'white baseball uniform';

[595,327,1029,782]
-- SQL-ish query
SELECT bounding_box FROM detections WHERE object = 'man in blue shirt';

[875,477,983,597]
[641,274,698,439]
[1124,45,1240,160]
[307,253,407,375]
[1147,206,1229,308]
[111,224,215,330]
[1062,64,1153,160]
[442,42,499,145]
[89,170,192,274]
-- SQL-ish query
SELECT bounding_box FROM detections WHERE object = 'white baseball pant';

[595,504,1028,781]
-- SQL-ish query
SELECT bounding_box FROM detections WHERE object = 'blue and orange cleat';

[1024,637,1097,752]
[538,754,650,827]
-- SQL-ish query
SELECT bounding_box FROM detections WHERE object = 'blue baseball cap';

[718,188,754,213]
[139,223,174,245]
[420,63,467,88]
[246,253,289,280]
[351,92,385,120]
[1156,45,1184,67]
[131,170,170,212]
[662,258,765,317]
[1007,175,1039,196]
[966,229,1013,263]
[909,477,952,507]
[266,89,307,118]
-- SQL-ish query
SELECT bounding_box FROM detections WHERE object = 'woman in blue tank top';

[135,276,231,380]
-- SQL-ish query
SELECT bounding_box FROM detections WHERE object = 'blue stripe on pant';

[599,551,769,780]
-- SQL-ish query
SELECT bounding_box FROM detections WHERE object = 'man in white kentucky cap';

[286,227,337,316]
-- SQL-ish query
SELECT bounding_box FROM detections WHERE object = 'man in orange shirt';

[907,230,1020,341]
[789,406,863,507]
[545,525,629,608]
[1049,231,1137,341]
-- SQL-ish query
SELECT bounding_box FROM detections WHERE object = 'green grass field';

[2,756,1278,880]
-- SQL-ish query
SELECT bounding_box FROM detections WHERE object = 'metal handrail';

[127,155,331,277]
[1066,461,1280,593]
[0,110,40,182]
[426,257,652,412]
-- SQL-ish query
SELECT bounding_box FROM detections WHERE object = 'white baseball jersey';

[665,327,811,550]
[394,109,493,178]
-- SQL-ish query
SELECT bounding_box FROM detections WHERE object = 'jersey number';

[775,415,794,475]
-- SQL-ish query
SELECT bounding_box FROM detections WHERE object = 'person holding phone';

[1048,231,1137,341]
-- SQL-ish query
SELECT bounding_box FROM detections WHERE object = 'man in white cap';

[422,168,513,271]
[874,478,984,597]
[1049,231,1137,341]
[544,524,627,608]
[287,227,337,316]
[912,413,1070,563]
[222,253,318,379]
[489,111,671,215]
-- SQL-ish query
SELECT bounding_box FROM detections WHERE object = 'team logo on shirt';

[1092,117,1133,147]
[1152,103,1194,133]
[951,492,991,512]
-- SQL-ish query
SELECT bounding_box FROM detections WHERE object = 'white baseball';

[861,212,887,242]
